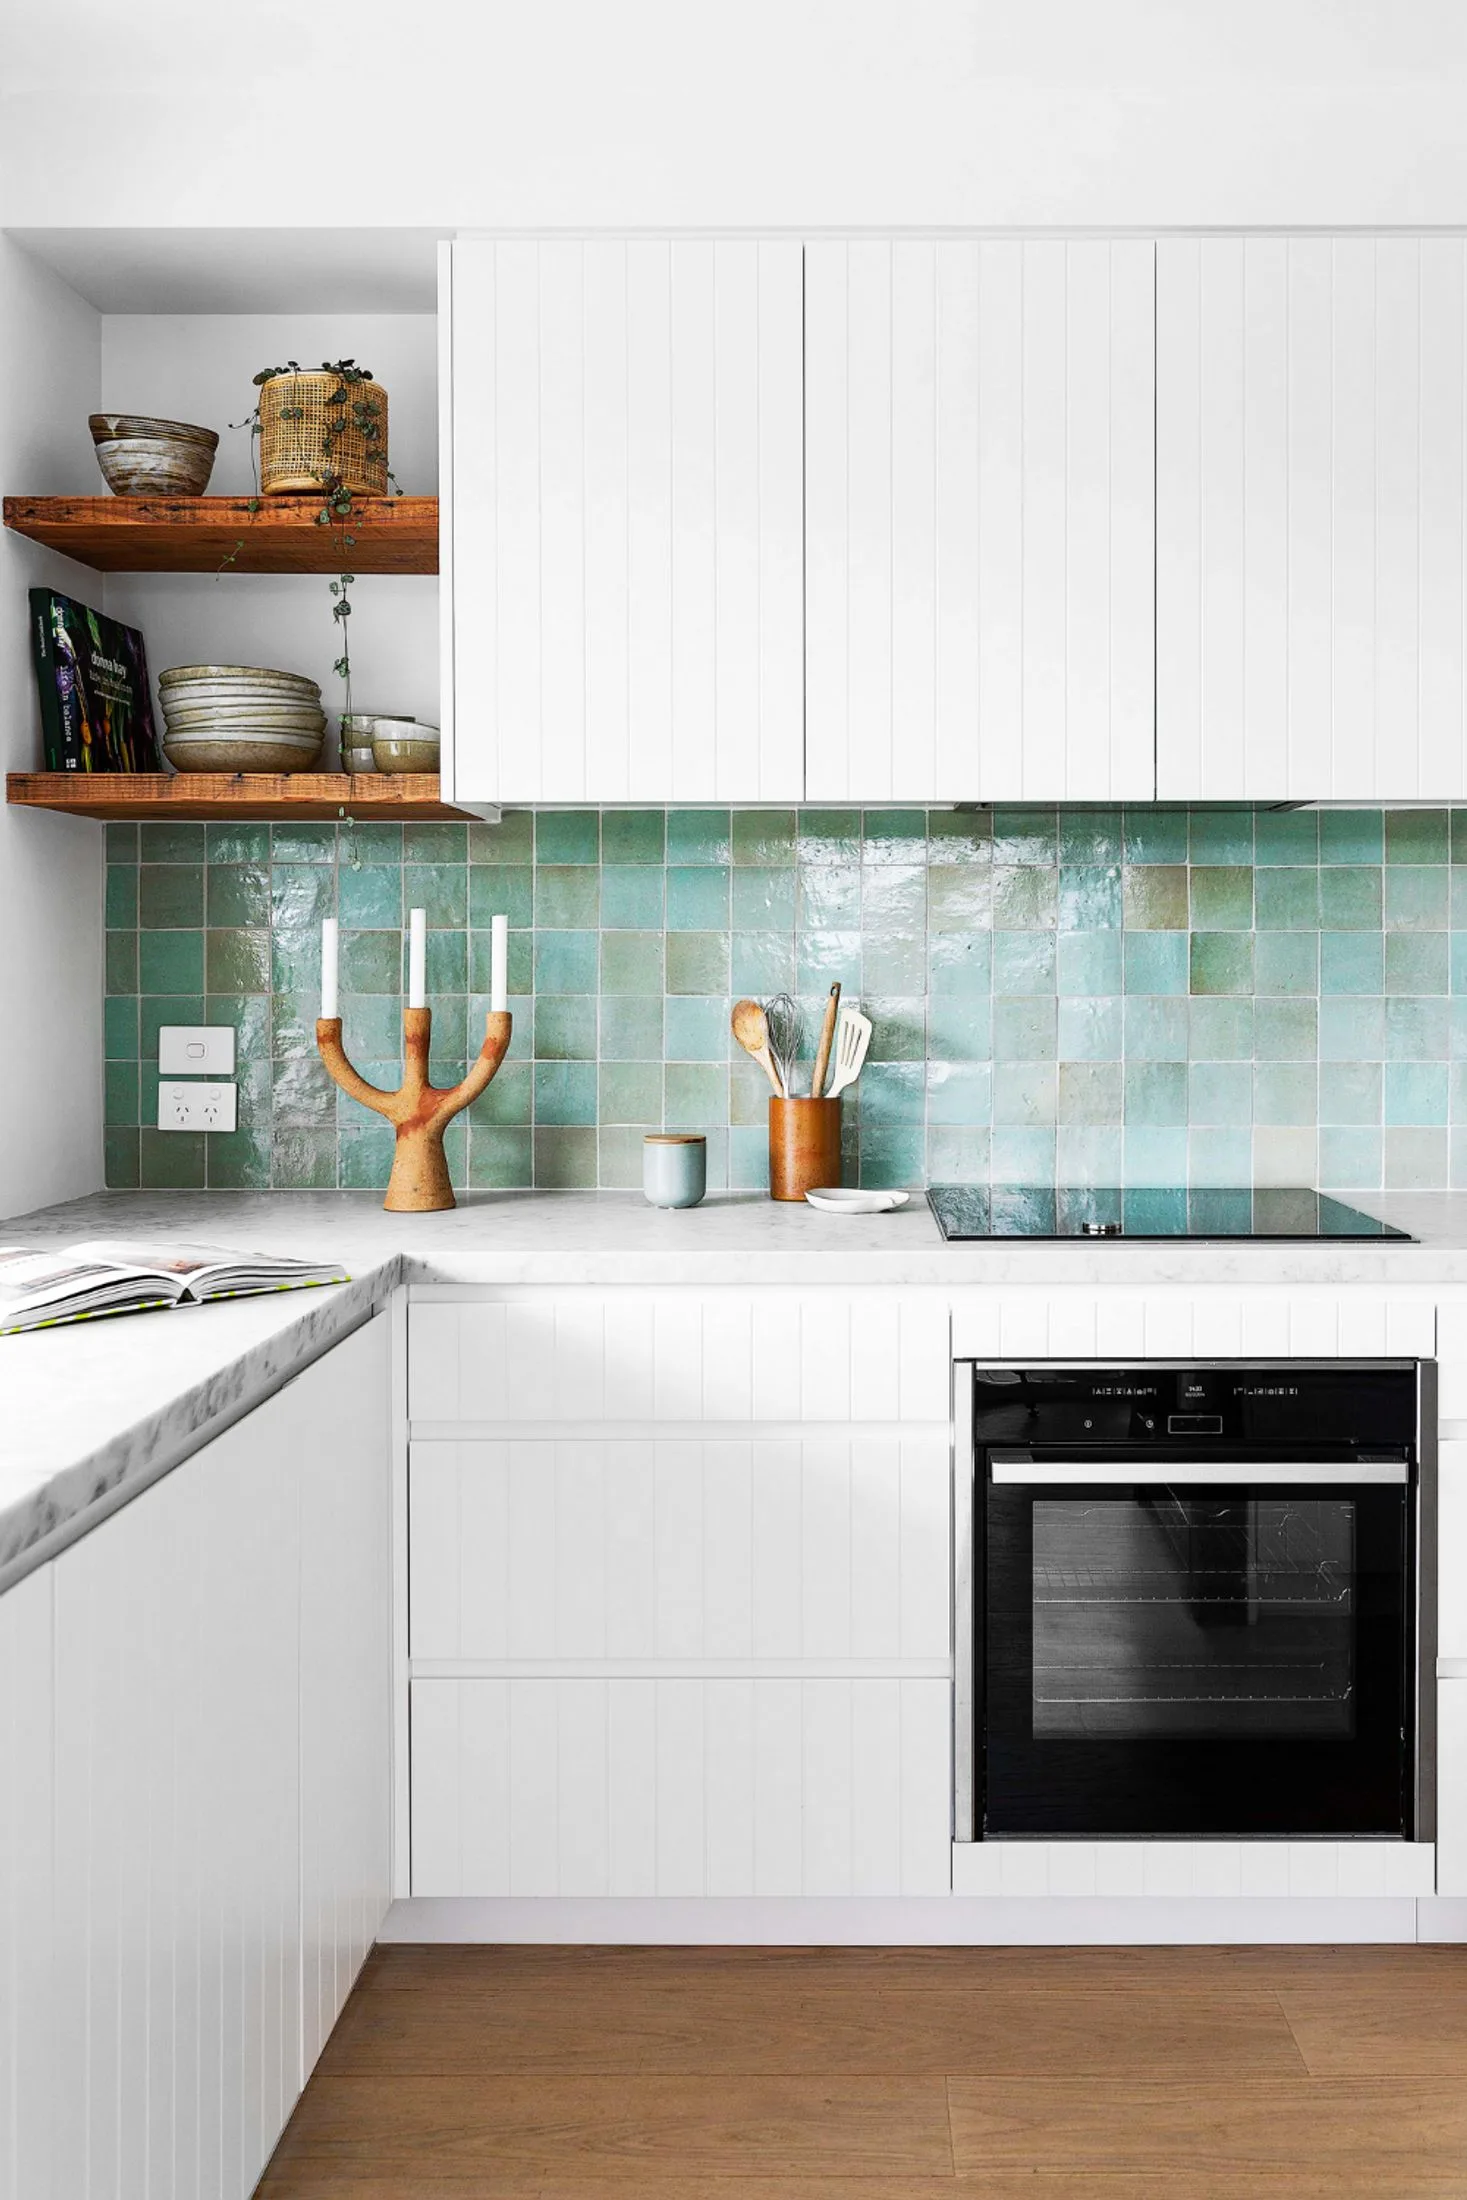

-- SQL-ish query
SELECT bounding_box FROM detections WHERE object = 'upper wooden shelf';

[6,772,475,821]
[2,495,438,575]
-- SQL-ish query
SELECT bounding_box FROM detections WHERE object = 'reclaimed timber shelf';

[6,772,475,822]
[2,494,438,574]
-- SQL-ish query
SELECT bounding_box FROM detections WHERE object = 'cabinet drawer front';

[952,1287,1435,1362]
[409,1292,950,1424]
[410,1676,951,1898]
[1438,1681,1467,1896]
[409,1434,951,1664]
[1440,1441,1467,1656]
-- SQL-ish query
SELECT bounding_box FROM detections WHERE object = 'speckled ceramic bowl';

[371,722,440,773]
[90,415,218,497]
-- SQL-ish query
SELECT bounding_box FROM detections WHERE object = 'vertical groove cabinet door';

[1158,236,1467,800]
[444,239,804,804]
[803,239,1156,803]
[0,1565,52,2200]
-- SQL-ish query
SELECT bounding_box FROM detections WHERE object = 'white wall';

[0,238,103,1219]
[5,0,1467,230]
[100,316,439,751]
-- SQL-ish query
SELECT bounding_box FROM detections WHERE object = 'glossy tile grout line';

[101,804,1467,1194]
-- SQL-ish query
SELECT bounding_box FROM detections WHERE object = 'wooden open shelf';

[3,494,438,574]
[6,772,475,821]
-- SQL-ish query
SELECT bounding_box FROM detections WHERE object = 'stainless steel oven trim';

[952,1361,976,1843]
[990,1458,1409,1486]
[1416,1358,1438,1842]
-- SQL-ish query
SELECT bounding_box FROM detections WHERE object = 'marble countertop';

[4,1182,1467,1591]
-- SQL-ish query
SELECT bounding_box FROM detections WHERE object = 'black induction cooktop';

[926,1185,1413,1241]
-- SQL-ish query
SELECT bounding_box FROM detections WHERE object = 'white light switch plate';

[158,1024,235,1074]
[157,1081,237,1132]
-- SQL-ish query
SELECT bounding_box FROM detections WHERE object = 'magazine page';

[63,1240,350,1299]
[0,1246,180,1329]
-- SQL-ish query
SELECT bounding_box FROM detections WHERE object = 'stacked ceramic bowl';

[89,414,218,496]
[159,664,326,773]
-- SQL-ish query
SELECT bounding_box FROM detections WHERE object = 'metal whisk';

[762,993,801,1098]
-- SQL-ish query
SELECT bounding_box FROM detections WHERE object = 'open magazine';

[0,1241,349,1335]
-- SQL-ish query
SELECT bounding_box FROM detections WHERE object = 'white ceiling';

[6,229,445,314]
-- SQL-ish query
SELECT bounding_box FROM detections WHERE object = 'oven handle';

[989,1456,1409,1486]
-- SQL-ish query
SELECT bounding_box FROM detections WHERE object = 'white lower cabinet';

[405,1288,955,1903]
[1439,1683,1467,1896]
[5,1314,391,2200]
[0,1565,54,2200]
[410,1676,951,1897]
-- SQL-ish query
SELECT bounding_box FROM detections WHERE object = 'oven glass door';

[983,1471,1410,1836]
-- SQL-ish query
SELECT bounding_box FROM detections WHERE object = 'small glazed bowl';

[371,722,441,773]
[90,415,218,497]
[163,727,324,773]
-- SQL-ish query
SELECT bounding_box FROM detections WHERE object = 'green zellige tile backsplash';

[102,806,1467,1194]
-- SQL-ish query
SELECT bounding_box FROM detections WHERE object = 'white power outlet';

[158,1023,235,1075]
[157,1081,238,1133]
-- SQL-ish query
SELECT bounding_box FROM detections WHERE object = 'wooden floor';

[258,1943,1467,2197]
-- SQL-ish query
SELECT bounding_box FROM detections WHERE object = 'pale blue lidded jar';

[643,1133,707,1208]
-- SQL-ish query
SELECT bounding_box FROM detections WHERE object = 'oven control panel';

[971,1363,1418,1451]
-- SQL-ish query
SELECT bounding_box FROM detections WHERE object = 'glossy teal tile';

[272,864,334,930]
[666,932,729,993]
[1385,809,1449,864]
[1319,1127,1382,1185]
[861,866,926,931]
[1188,811,1253,864]
[991,809,1057,864]
[862,810,928,864]
[140,822,205,863]
[405,821,467,864]
[928,932,992,998]
[1321,931,1385,994]
[1057,930,1123,997]
[139,1128,206,1188]
[1190,867,1252,930]
[668,809,732,864]
[796,932,860,990]
[1057,997,1123,1061]
[403,862,468,929]
[1253,809,1319,864]
[470,1059,531,1126]
[1188,1128,1253,1184]
[1255,868,1319,930]
[534,1060,597,1126]
[1386,996,1449,1059]
[1188,997,1254,1058]
[1384,932,1448,994]
[993,1061,1057,1126]
[924,1126,990,1181]
[928,992,994,1061]
[663,1062,728,1128]
[270,823,335,863]
[926,811,992,864]
[1124,996,1189,1060]
[1123,932,1188,996]
[106,931,139,994]
[1253,932,1318,996]
[105,821,139,861]
[990,1127,1056,1182]
[992,932,1056,995]
[534,811,599,864]
[600,810,664,864]
[1122,809,1189,864]
[468,1124,533,1186]
[104,1128,139,1187]
[989,866,1054,930]
[425,932,467,993]
[535,929,599,993]
[1255,999,1317,1060]
[1386,1061,1448,1126]
[1320,996,1386,1061]
[139,930,204,994]
[730,932,796,996]
[1320,810,1384,864]
[666,866,730,930]
[533,995,598,1060]
[531,865,597,929]
[347,821,407,862]
[665,996,730,1061]
[866,999,926,1063]
[926,1063,993,1126]
[1122,866,1188,929]
[1059,812,1123,867]
[105,865,138,927]
[731,810,794,865]
[1385,1127,1447,1186]
[533,1126,599,1186]
[1123,1126,1190,1186]
[599,1063,662,1125]
[1385,866,1448,931]
[139,864,204,928]
[105,995,138,1059]
[105,1059,138,1127]
[1057,1060,1122,1124]
[1320,866,1382,929]
[858,1123,927,1188]
[991,996,1055,1062]
[863,930,926,994]
[1188,1061,1252,1125]
[205,930,271,994]
[1253,1063,1317,1126]
[799,863,862,929]
[140,997,204,1060]
[1190,933,1253,995]
[1124,1061,1187,1126]
[797,809,862,863]
[601,865,666,930]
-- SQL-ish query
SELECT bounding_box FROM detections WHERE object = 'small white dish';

[804,1187,910,1215]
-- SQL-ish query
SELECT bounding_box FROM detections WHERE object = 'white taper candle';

[408,906,427,1008]
[490,912,509,1013]
[320,917,339,1019]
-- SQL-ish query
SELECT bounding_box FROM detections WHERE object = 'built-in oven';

[953,1363,1435,1843]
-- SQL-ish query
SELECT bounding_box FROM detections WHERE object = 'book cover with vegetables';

[28,588,158,772]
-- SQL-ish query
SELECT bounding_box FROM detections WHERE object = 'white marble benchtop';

[2,1184,1464,1589]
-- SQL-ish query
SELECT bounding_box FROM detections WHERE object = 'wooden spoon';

[730,997,784,1095]
[810,981,841,1098]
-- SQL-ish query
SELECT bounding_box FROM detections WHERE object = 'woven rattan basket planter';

[258,371,389,497]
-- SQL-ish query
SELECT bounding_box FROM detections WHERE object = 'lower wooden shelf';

[6,771,478,822]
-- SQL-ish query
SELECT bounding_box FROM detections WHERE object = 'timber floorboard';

[256,1943,1467,2197]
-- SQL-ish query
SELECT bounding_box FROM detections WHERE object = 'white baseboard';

[1417,1896,1467,1941]
[380,1894,1423,1945]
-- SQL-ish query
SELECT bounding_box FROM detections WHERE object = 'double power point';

[156,1024,238,1134]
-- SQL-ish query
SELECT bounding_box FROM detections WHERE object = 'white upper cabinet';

[803,239,1156,803]
[443,239,804,804]
[1157,236,1467,801]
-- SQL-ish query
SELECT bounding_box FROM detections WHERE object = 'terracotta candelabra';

[316,1006,512,1212]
